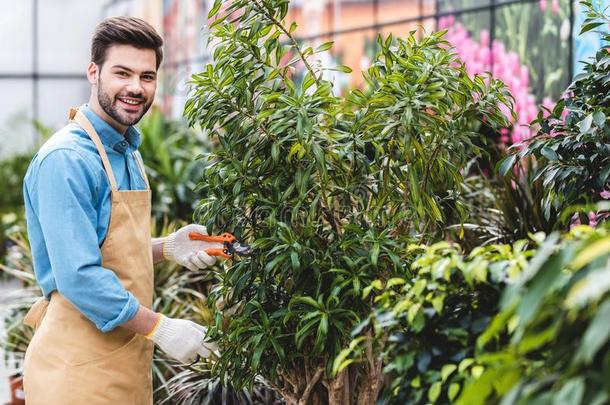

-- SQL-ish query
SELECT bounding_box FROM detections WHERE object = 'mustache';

[116,93,145,100]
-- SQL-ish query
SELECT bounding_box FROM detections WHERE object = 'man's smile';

[117,96,145,110]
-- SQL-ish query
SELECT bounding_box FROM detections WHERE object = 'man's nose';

[125,77,144,95]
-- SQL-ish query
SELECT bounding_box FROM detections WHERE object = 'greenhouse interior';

[1,0,609,404]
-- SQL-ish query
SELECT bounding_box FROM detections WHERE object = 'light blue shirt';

[23,104,148,332]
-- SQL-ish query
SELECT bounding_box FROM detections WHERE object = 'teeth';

[120,98,141,105]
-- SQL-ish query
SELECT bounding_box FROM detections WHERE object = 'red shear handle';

[189,232,236,244]
[204,248,232,259]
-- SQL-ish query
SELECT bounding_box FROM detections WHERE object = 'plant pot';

[5,373,25,405]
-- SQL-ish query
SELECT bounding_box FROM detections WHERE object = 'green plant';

[0,119,53,266]
[500,1,610,226]
[0,228,39,370]
[160,370,279,405]
[451,160,553,250]
[459,224,610,405]
[0,152,32,265]
[336,239,535,404]
[185,0,512,403]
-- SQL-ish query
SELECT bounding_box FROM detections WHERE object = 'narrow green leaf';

[315,41,334,53]
[428,381,442,403]
[207,0,222,18]
[574,298,610,364]
[331,65,352,73]
[371,242,380,266]
[580,21,604,34]
[552,377,584,405]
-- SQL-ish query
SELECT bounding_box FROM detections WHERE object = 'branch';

[279,369,298,393]
[267,379,299,405]
[298,367,324,405]
[251,0,320,86]
[421,139,444,194]
[364,330,375,372]
[210,77,274,140]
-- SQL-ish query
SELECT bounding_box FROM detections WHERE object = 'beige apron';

[22,107,155,404]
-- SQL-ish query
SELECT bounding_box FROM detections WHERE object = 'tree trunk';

[327,368,350,405]
[356,357,383,405]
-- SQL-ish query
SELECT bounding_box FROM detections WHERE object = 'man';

[21,17,218,404]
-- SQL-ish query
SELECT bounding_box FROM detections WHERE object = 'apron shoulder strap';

[69,108,119,191]
[133,151,150,189]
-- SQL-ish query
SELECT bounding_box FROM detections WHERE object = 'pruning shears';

[188,231,252,259]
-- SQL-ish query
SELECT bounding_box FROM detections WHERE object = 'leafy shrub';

[337,239,535,404]
[460,225,610,405]
[500,1,610,226]
[186,0,512,403]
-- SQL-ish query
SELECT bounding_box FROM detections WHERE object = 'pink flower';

[552,0,559,14]
[570,212,598,228]
[440,20,541,145]
[480,29,490,47]
[539,0,547,12]
[589,212,599,227]
[500,128,510,144]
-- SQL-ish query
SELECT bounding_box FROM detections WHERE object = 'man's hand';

[146,314,218,364]
[163,224,217,271]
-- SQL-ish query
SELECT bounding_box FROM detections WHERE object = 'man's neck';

[88,97,128,135]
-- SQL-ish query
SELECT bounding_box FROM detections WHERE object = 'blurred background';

[0,0,604,156]
[0,0,607,403]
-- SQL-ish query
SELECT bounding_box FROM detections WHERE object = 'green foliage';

[159,370,279,405]
[338,239,535,404]
[187,0,511,401]
[0,152,30,215]
[152,221,278,403]
[0,121,52,266]
[454,161,553,250]
[459,225,610,405]
[0,228,39,369]
[500,2,610,226]
[0,151,34,266]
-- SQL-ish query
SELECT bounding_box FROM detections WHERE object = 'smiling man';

[21,17,218,404]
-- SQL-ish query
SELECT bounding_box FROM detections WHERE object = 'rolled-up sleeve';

[28,148,140,332]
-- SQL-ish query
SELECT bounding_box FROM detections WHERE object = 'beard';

[97,79,153,127]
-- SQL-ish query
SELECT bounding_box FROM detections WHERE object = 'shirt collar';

[79,104,142,155]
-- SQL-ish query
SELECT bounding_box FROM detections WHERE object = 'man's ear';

[86,62,99,85]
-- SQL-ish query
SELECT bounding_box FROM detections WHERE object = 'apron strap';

[133,152,150,189]
[69,107,119,191]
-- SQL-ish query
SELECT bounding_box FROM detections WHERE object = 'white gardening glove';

[163,224,219,271]
[146,315,219,364]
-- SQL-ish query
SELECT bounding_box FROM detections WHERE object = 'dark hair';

[91,16,163,69]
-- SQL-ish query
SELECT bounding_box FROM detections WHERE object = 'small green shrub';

[338,238,535,404]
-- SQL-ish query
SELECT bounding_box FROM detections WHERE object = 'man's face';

[91,44,157,127]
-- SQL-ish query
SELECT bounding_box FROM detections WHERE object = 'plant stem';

[251,0,320,86]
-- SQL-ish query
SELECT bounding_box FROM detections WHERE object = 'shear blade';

[232,242,252,256]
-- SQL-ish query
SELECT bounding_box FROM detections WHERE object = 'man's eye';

[142,75,155,81]
[117,71,128,77]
